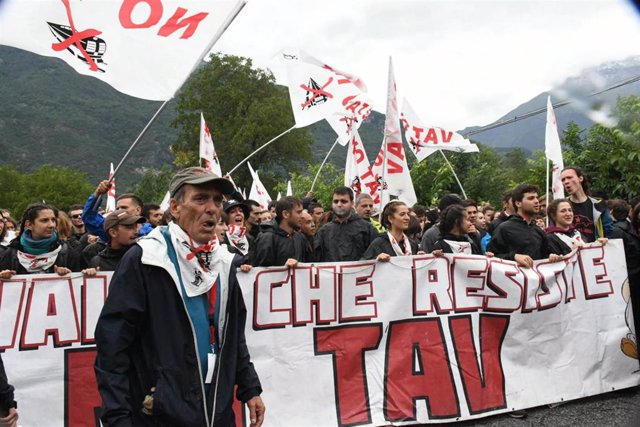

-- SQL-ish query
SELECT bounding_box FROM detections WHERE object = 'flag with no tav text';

[0,0,245,100]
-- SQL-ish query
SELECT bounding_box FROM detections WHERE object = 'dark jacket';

[82,240,107,266]
[362,233,418,260]
[433,233,481,255]
[250,223,310,267]
[611,220,640,277]
[314,214,380,262]
[487,214,552,261]
[82,194,154,242]
[89,245,132,271]
[487,211,511,235]
[94,227,261,427]
[0,238,85,274]
[544,227,585,256]
[420,225,441,253]
[0,354,16,415]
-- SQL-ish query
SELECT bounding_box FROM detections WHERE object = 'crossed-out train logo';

[47,0,107,72]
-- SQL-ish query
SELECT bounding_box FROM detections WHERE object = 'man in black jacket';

[94,167,264,427]
[314,186,379,262]
[251,196,308,267]
[488,184,562,268]
[0,354,18,426]
[89,209,145,271]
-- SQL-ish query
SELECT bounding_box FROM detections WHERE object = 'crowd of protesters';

[1,165,639,424]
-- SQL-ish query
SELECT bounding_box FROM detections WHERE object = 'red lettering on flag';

[441,129,453,143]
[119,0,163,28]
[157,7,209,39]
[425,128,438,145]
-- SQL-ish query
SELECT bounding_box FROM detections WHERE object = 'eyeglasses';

[71,214,82,219]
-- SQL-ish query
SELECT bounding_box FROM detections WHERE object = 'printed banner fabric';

[1,241,638,426]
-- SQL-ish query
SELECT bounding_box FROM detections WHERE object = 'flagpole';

[378,138,388,223]
[310,137,340,192]
[545,158,550,227]
[439,150,467,199]
[227,125,296,176]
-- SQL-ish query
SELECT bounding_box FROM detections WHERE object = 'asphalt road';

[430,386,640,427]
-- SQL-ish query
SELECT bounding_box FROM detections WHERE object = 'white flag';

[286,180,293,197]
[276,192,282,201]
[545,96,565,200]
[159,190,170,211]
[199,113,222,176]
[0,0,245,101]
[278,48,372,145]
[344,130,382,209]
[247,162,271,210]
[105,163,116,214]
[401,99,479,161]
[371,58,417,206]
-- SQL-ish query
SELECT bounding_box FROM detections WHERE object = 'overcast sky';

[214,0,640,129]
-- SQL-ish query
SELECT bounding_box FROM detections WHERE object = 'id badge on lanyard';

[205,351,217,384]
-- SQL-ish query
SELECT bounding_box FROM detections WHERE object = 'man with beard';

[142,204,164,228]
[89,209,145,271]
[308,202,325,229]
[244,200,263,240]
[488,184,562,268]
[314,186,379,262]
[560,166,613,242]
[251,196,309,267]
[68,204,88,243]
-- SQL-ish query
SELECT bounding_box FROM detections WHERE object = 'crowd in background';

[1,165,640,424]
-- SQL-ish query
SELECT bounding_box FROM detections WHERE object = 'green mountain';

[0,46,177,190]
[2,45,638,192]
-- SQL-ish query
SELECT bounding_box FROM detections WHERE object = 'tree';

[131,165,176,205]
[555,97,640,199]
[283,163,344,208]
[0,165,94,218]
[171,53,314,192]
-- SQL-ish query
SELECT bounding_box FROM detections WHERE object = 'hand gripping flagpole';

[227,125,297,176]
[310,137,340,193]
[92,0,247,209]
[439,150,468,199]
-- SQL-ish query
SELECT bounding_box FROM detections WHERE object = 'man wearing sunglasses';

[68,204,87,241]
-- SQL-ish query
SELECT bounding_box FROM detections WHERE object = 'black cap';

[223,199,249,218]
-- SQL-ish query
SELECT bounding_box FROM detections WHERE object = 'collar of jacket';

[333,213,360,224]
[137,226,234,345]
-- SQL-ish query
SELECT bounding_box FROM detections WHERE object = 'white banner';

[247,162,271,210]
[278,48,373,145]
[105,162,116,214]
[344,130,381,209]
[545,96,565,200]
[0,0,244,100]
[1,241,638,426]
[200,112,223,176]
[239,240,638,426]
[401,98,479,160]
[372,58,417,206]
